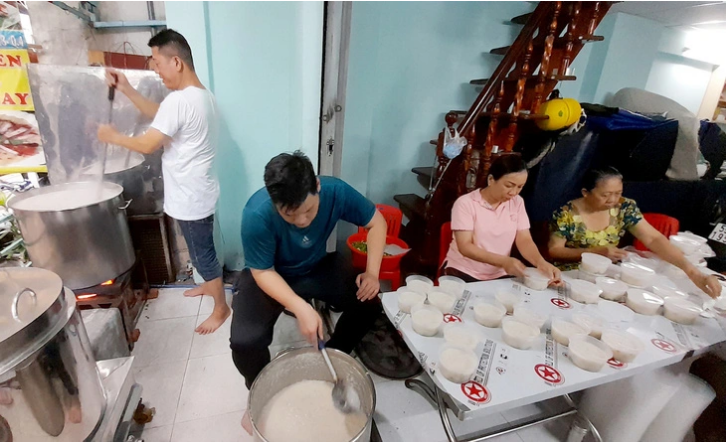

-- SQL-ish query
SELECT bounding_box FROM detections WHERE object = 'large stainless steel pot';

[8,181,135,289]
[248,347,375,442]
[78,151,164,216]
[0,267,106,441]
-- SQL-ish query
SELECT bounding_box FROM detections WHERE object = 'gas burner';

[72,266,134,299]
[73,265,145,350]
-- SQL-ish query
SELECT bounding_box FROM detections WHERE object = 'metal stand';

[404,378,602,442]
[92,357,143,442]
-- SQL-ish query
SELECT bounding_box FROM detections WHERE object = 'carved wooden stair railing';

[395,1,614,275]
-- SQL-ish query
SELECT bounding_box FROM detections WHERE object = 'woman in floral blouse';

[548,167,721,298]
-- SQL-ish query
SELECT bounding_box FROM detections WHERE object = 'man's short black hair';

[148,29,195,71]
[264,151,318,210]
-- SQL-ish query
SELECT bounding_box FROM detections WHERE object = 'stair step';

[510,12,531,25]
[489,35,604,55]
[412,166,433,179]
[412,166,461,192]
[470,74,576,86]
[450,110,549,121]
[413,166,434,189]
[394,193,427,220]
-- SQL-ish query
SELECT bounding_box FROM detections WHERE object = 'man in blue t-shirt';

[232,151,387,431]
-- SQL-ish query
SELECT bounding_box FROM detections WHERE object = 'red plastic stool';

[347,231,408,290]
[436,221,452,281]
[358,204,403,237]
[634,213,680,251]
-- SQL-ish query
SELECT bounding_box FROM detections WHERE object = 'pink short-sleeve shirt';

[444,190,531,280]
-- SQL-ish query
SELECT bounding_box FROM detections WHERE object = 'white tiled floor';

[133,289,573,442]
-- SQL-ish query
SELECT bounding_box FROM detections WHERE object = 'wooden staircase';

[394,1,614,276]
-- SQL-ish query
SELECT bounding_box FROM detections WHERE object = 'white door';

[320,1,352,252]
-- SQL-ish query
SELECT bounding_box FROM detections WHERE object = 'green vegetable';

[352,240,392,256]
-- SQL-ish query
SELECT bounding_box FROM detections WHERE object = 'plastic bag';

[442,128,467,159]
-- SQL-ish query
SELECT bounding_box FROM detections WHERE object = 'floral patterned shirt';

[550,198,643,270]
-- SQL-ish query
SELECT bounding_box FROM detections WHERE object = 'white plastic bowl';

[685,253,707,267]
[443,324,480,351]
[697,244,716,258]
[551,318,590,346]
[663,297,703,325]
[495,291,522,314]
[626,288,664,316]
[568,335,613,372]
[678,231,708,245]
[595,276,628,301]
[569,279,603,304]
[651,285,688,300]
[405,275,434,294]
[501,317,540,350]
[598,300,635,323]
[473,301,507,328]
[411,304,443,337]
[625,254,661,272]
[620,262,656,287]
[601,329,644,363]
[578,269,599,283]
[661,262,688,280]
[398,290,426,314]
[670,235,702,255]
[428,290,457,313]
[437,275,466,298]
[523,268,550,291]
[572,312,606,339]
[581,252,611,275]
[439,344,478,384]
[513,304,548,330]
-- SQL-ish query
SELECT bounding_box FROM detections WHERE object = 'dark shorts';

[177,214,223,281]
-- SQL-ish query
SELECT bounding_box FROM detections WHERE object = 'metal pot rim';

[248,347,377,442]
[8,181,124,213]
[0,287,75,376]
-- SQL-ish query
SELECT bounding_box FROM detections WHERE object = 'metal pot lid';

[0,267,64,343]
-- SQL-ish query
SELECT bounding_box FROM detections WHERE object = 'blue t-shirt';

[242,176,376,276]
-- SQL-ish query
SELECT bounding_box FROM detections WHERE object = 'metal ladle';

[99,81,115,179]
[318,340,361,414]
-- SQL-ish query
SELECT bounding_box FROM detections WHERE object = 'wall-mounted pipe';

[93,20,166,29]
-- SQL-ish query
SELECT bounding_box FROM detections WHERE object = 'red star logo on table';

[651,339,677,353]
[534,364,564,385]
[443,314,462,323]
[550,298,572,309]
[461,381,490,403]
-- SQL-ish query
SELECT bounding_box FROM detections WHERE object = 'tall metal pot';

[8,181,135,290]
[0,267,106,441]
[78,151,164,216]
[248,347,376,442]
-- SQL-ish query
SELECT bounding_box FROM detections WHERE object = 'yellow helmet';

[536,91,581,131]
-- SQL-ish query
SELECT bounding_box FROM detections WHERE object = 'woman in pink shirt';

[442,155,561,283]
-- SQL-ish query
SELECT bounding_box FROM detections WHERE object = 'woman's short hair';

[488,154,527,181]
[581,166,623,192]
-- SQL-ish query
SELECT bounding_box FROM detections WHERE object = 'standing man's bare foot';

[195,305,231,335]
[184,286,205,297]
[241,409,253,435]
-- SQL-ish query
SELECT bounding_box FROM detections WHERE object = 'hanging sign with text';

[0,2,32,111]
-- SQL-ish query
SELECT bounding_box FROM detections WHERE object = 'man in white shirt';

[98,29,230,334]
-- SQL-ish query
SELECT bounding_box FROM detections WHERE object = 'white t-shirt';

[151,87,220,221]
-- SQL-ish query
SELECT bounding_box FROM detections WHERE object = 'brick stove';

[73,265,148,350]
